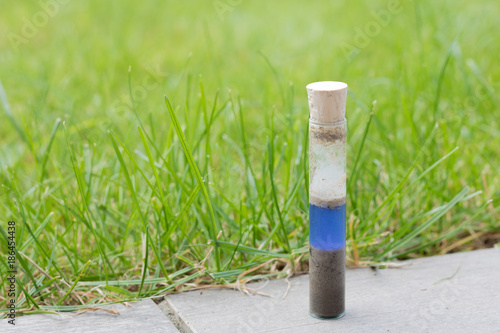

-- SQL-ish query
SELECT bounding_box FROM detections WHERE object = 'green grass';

[0,0,499,314]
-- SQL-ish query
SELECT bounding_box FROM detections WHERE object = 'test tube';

[307,81,347,319]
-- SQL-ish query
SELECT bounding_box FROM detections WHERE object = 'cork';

[307,81,348,123]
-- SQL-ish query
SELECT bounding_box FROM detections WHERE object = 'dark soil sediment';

[309,195,346,210]
[309,247,345,319]
[309,122,347,143]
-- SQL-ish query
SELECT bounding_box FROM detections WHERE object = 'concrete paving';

[3,299,179,333]
[161,248,500,333]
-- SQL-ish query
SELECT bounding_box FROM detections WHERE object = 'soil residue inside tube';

[309,246,345,318]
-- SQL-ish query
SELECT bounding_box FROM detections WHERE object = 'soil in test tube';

[309,202,346,319]
[309,246,345,318]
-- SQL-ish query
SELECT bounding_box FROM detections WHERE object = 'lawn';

[0,0,499,313]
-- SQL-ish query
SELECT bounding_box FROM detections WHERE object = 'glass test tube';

[307,81,347,319]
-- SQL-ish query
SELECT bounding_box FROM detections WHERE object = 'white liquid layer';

[310,166,346,202]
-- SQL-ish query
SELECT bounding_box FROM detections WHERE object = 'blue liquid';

[309,204,346,251]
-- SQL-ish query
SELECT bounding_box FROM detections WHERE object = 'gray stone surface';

[162,248,500,333]
[4,299,179,333]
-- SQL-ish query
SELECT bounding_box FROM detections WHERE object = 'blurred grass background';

[0,0,499,312]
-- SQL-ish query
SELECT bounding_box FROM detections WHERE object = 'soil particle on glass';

[309,124,346,143]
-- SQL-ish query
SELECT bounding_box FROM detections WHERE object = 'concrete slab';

[162,248,500,333]
[3,299,179,333]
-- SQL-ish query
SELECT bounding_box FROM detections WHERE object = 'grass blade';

[57,260,92,305]
[164,96,221,271]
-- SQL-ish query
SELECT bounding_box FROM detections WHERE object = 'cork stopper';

[307,81,348,123]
